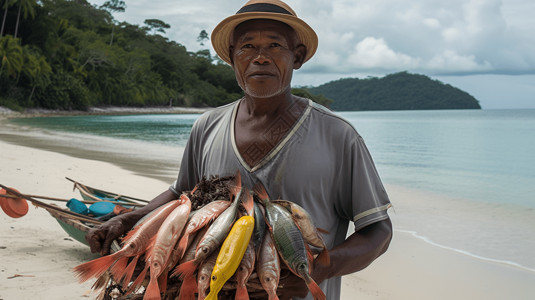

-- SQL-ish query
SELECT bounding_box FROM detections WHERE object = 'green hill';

[307,72,481,111]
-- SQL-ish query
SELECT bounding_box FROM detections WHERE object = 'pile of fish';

[73,172,329,300]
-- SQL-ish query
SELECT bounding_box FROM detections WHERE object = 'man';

[87,1,392,299]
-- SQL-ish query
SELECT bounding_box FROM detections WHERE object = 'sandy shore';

[1,128,535,299]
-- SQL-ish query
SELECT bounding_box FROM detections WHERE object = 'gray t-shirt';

[173,98,391,300]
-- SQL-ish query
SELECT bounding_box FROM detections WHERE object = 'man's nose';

[253,49,271,65]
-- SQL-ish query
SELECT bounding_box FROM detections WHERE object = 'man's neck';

[241,91,296,119]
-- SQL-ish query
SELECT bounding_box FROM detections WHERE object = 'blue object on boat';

[89,201,116,217]
[66,198,89,215]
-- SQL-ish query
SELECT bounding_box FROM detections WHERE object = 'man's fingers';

[86,230,104,254]
[100,236,114,256]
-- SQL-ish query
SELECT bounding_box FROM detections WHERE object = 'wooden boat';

[0,183,137,252]
[66,177,149,205]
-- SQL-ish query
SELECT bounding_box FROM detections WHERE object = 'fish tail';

[109,255,128,283]
[171,260,197,279]
[72,252,119,282]
[179,193,191,204]
[253,182,269,203]
[316,247,331,266]
[241,189,254,216]
[177,275,197,300]
[235,284,250,300]
[121,255,139,289]
[230,170,242,200]
[304,275,326,300]
[143,275,161,300]
[127,265,148,295]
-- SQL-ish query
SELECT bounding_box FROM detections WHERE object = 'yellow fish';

[205,215,255,300]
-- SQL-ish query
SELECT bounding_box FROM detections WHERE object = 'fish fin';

[122,226,141,243]
[109,255,128,283]
[304,275,326,300]
[316,227,329,234]
[143,275,161,300]
[171,260,197,279]
[144,235,157,259]
[235,285,250,300]
[190,184,198,196]
[127,265,148,295]
[121,255,139,290]
[174,234,189,263]
[253,182,269,203]
[229,170,242,201]
[177,275,198,300]
[305,244,315,268]
[241,189,254,216]
[315,247,330,267]
[72,252,118,282]
[159,270,169,293]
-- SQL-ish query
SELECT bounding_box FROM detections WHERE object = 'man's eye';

[270,43,281,47]
[242,44,254,49]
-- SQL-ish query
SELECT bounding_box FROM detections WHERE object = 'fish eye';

[202,247,208,253]
[212,275,217,281]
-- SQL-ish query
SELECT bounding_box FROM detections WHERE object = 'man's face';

[230,19,304,99]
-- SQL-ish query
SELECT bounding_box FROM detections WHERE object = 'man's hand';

[277,273,309,299]
[86,214,135,255]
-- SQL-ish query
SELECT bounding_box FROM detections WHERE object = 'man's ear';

[293,44,306,70]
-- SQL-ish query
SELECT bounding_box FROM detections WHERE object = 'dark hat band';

[236,3,293,15]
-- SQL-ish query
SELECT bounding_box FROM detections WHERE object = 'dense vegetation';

[0,0,241,110]
[307,72,481,111]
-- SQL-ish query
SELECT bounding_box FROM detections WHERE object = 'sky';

[89,0,535,109]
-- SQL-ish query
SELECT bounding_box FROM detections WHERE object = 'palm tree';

[13,0,36,38]
[0,34,23,78]
[1,0,16,37]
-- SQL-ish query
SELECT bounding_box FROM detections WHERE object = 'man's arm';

[86,189,177,255]
[278,217,393,299]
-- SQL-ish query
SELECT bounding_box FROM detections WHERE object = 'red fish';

[73,199,183,283]
[143,196,192,300]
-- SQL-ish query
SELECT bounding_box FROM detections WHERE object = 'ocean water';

[6,109,535,271]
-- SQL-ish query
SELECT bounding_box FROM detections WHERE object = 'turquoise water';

[6,109,535,271]
[11,109,535,208]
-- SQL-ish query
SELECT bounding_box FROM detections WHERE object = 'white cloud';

[426,50,493,72]
[347,37,419,70]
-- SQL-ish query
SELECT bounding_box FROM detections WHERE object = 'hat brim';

[211,12,318,65]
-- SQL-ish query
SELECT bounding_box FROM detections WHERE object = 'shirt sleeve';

[172,117,202,193]
[349,135,391,231]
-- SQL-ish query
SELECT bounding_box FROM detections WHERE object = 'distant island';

[307,72,481,111]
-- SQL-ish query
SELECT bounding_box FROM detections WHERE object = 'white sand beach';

[1,119,535,299]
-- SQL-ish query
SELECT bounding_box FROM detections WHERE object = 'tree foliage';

[308,72,481,111]
[0,0,244,110]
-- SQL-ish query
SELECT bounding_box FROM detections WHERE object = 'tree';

[197,29,208,46]
[13,0,36,39]
[1,0,16,38]
[100,0,126,46]
[144,19,170,34]
[0,35,23,78]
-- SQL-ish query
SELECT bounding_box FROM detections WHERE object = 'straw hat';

[211,0,318,65]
